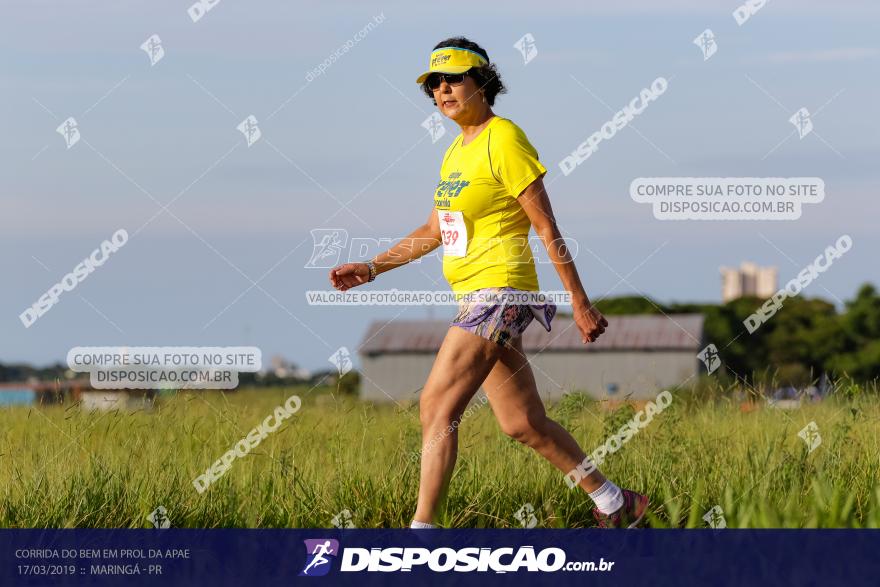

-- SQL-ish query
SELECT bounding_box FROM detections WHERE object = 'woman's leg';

[413,326,504,525]
[481,335,608,493]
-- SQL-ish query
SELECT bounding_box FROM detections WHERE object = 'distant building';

[269,355,311,380]
[358,314,705,403]
[720,262,778,302]
[79,390,155,412]
[0,379,153,411]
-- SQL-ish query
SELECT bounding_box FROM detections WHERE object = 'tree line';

[590,282,879,386]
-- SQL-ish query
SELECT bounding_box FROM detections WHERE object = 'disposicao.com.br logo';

[300,539,340,577]
[299,539,614,575]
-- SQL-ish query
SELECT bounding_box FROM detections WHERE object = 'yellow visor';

[415,47,488,84]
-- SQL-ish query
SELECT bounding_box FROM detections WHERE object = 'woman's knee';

[500,410,548,444]
[419,398,462,431]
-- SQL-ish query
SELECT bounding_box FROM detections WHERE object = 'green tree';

[827,284,880,381]
[765,297,843,375]
[593,295,664,315]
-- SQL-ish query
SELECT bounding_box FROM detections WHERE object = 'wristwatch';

[366,260,377,282]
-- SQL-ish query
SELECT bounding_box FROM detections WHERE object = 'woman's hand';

[516,177,608,344]
[572,298,608,344]
[329,263,370,291]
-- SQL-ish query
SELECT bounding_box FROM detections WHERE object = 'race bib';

[438,210,468,257]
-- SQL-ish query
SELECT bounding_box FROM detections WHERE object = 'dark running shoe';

[592,489,650,528]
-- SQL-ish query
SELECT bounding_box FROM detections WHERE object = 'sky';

[1,0,878,372]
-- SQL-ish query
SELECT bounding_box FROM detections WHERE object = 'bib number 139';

[438,210,467,257]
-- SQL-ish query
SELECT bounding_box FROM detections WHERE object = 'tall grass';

[1,384,878,528]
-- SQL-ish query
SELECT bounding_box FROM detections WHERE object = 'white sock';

[589,480,624,515]
[410,520,437,529]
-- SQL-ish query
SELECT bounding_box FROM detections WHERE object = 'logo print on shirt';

[435,171,471,207]
[436,179,470,198]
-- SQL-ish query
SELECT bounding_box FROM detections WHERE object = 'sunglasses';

[425,71,470,90]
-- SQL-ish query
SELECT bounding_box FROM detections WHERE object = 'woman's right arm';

[328,208,441,291]
[373,207,441,276]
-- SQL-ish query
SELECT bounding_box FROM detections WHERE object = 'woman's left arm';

[516,177,608,343]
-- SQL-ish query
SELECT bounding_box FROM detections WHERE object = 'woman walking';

[329,37,649,528]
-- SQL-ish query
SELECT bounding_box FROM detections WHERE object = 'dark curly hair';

[420,37,507,107]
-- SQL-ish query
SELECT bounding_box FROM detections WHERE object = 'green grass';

[1,384,879,528]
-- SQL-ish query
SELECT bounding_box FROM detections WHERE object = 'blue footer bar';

[2,529,878,586]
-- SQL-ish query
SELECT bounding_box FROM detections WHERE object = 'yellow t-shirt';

[434,116,547,295]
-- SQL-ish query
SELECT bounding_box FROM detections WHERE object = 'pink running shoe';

[592,489,650,528]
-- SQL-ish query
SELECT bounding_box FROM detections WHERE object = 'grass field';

[1,383,879,528]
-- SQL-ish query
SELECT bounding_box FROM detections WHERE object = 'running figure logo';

[789,107,813,139]
[692,29,717,61]
[697,344,721,374]
[147,506,171,529]
[299,539,340,577]
[237,115,262,147]
[328,347,352,377]
[513,33,538,65]
[514,503,538,528]
[421,112,446,144]
[798,421,822,453]
[140,34,165,66]
[703,505,727,529]
[56,117,80,149]
[306,229,348,268]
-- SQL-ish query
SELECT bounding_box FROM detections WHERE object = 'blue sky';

[1,0,878,371]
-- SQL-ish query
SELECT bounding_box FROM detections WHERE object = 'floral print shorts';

[450,287,557,349]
